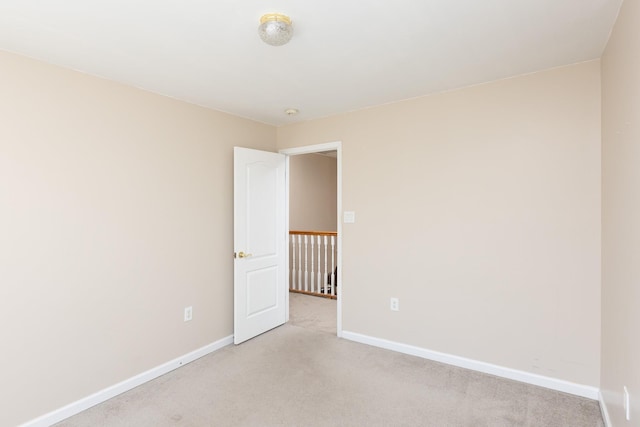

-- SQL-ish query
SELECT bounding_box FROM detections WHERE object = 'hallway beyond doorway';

[289,292,336,335]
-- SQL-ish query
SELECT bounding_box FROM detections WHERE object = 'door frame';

[279,141,343,337]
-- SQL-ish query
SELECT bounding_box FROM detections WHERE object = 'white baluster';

[291,235,296,290]
[297,235,302,291]
[331,235,336,296]
[310,236,315,292]
[304,235,308,292]
[323,235,328,295]
[317,235,322,294]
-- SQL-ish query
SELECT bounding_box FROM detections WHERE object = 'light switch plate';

[343,211,356,223]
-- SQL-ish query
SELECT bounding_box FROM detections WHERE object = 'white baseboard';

[599,390,612,427]
[20,335,234,427]
[342,331,599,400]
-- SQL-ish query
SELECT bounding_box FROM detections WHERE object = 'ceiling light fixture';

[258,13,293,46]
[285,108,299,116]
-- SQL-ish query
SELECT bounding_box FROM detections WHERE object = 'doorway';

[280,141,343,337]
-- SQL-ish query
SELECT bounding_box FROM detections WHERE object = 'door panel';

[247,162,277,255]
[247,267,278,316]
[234,147,286,344]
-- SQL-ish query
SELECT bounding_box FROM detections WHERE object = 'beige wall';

[601,0,640,424]
[0,40,611,426]
[0,50,276,426]
[289,154,337,232]
[278,61,602,387]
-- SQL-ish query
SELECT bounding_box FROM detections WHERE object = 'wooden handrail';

[289,230,337,236]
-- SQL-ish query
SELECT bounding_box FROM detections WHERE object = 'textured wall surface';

[0,50,276,426]
[601,0,640,423]
[279,61,601,388]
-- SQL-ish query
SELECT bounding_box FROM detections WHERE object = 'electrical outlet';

[390,298,399,311]
[624,386,630,421]
[184,306,193,322]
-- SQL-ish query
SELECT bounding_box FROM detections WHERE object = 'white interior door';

[234,147,287,344]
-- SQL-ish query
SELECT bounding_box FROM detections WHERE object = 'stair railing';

[289,230,337,299]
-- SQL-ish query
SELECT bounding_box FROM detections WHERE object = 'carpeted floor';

[55,294,603,427]
[288,292,337,334]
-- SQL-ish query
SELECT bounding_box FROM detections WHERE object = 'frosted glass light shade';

[258,13,293,46]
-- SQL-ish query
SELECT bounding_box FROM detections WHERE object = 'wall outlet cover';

[184,306,193,322]
[624,386,630,421]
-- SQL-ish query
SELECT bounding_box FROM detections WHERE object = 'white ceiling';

[0,0,623,126]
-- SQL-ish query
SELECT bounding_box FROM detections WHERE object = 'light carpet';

[288,292,337,334]
[55,294,603,427]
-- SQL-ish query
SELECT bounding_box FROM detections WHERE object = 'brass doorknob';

[237,251,252,258]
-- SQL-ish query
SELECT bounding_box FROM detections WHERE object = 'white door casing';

[279,141,342,337]
[233,147,287,344]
